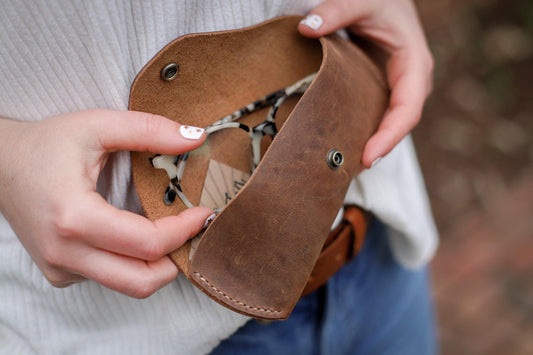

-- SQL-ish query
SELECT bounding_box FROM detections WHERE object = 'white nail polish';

[300,14,323,30]
[202,213,216,229]
[180,125,205,140]
[370,157,383,168]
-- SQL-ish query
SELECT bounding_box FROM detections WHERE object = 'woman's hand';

[298,0,434,168]
[0,110,212,298]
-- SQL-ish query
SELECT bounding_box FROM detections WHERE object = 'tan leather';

[129,16,388,320]
[301,206,369,297]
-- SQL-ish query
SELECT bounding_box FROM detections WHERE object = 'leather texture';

[129,16,388,320]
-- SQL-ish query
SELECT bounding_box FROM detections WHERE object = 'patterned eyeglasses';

[150,72,316,212]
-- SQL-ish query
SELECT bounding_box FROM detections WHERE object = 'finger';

[83,109,206,154]
[57,193,214,261]
[298,0,373,37]
[64,244,179,298]
[362,47,432,167]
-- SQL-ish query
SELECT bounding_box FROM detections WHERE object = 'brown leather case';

[129,16,388,320]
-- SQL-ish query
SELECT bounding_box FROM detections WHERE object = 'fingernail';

[180,125,205,140]
[370,157,382,168]
[202,213,216,229]
[300,14,323,30]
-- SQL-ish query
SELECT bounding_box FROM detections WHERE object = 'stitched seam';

[193,272,281,314]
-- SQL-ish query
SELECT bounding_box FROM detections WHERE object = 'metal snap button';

[327,149,344,169]
[161,63,179,81]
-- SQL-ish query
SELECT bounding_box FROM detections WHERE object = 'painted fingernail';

[370,157,383,168]
[202,213,216,229]
[180,125,205,140]
[300,14,323,30]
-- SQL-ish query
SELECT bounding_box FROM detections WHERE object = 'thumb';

[298,0,373,37]
[87,109,206,154]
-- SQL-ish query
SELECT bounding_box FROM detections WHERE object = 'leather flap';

[129,16,388,320]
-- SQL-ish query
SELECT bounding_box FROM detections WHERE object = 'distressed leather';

[129,16,388,320]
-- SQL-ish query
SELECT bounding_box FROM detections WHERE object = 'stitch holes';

[193,272,282,314]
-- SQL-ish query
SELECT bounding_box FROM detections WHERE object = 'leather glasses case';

[129,16,388,320]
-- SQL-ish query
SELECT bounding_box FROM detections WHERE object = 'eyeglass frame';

[150,72,317,212]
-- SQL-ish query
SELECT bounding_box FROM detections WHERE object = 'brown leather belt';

[302,205,369,296]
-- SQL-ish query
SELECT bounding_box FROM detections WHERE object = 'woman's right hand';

[0,110,213,298]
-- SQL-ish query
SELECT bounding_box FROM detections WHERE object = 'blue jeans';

[211,219,437,355]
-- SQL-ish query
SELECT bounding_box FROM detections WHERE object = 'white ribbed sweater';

[0,1,438,353]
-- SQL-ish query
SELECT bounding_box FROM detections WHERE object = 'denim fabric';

[210,219,438,355]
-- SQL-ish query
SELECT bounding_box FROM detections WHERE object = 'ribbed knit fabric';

[0,1,438,353]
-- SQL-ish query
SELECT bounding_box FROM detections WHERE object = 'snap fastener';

[161,63,179,81]
[327,149,344,169]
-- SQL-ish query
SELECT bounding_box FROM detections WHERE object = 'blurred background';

[413,0,532,353]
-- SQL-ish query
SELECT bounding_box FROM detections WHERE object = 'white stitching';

[193,272,282,314]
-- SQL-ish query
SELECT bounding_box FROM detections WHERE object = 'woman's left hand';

[298,0,434,168]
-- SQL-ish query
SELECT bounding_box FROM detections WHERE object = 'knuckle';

[40,242,64,269]
[51,205,79,240]
[143,113,165,137]
[426,51,435,75]
[427,52,435,72]
[414,114,422,125]
[425,51,435,94]
[420,47,434,73]
[139,238,166,261]
[412,110,423,126]
[129,278,159,299]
